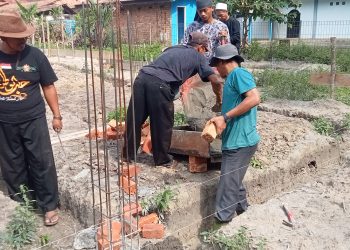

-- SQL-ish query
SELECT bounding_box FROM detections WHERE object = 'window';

[330,2,333,5]
[336,1,339,5]
[342,1,346,5]
[177,7,185,43]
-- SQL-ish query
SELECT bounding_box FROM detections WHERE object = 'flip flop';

[44,210,59,226]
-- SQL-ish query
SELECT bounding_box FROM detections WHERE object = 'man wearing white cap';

[215,2,241,53]
[183,0,230,60]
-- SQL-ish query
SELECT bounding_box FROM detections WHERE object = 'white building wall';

[315,0,350,38]
[251,0,350,40]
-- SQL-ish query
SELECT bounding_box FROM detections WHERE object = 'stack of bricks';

[122,202,165,239]
[120,164,140,195]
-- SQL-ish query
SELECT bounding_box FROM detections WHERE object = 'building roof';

[0,0,114,13]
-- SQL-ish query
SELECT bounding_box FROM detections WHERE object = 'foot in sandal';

[44,210,59,226]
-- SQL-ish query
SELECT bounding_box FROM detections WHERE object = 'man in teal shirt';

[210,44,260,222]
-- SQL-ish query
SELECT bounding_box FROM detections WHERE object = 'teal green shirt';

[221,67,260,150]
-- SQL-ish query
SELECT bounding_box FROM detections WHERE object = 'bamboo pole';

[330,37,336,99]
[46,18,51,57]
[41,15,46,55]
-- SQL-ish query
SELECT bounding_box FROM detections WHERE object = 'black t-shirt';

[0,45,58,123]
[141,45,214,90]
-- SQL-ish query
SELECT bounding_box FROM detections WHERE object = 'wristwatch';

[223,113,230,123]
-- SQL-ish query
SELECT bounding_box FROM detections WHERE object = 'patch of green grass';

[342,113,350,130]
[256,70,329,101]
[244,42,350,73]
[201,226,267,250]
[107,108,126,122]
[174,111,187,126]
[336,88,350,106]
[312,117,335,136]
[5,185,37,249]
[250,157,263,169]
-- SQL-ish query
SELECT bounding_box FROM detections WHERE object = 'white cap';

[215,3,228,11]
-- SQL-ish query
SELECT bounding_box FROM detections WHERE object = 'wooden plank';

[310,73,350,87]
[170,129,210,158]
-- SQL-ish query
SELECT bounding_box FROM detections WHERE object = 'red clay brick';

[139,213,159,229]
[189,156,208,173]
[141,224,165,239]
[142,133,152,154]
[123,214,139,236]
[123,202,142,216]
[97,221,121,242]
[141,123,150,137]
[106,127,118,140]
[85,129,102,139]
[119,176,137,195]
[98,238,121,250]
[97,221,121,250]
[122,164,141,178]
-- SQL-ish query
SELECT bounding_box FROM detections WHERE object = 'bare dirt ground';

[219,157,350,250]
[1,56,350,250]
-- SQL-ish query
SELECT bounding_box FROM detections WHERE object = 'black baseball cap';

[188,32,210,52]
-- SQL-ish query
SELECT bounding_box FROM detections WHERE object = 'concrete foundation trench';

[2,60,349,249]
[52,98,348,249]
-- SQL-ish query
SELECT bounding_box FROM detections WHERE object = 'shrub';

[174,112,187,126]
[312,117,335,136]
[141,187,175,219]
[5,185,37,249]
[107,108,126,122]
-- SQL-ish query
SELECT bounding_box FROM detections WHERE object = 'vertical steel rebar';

[82,2,96,227]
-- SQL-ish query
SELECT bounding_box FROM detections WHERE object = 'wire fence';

[248,20,350,40]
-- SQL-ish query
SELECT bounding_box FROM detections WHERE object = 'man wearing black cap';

[209,44,261,223]
[183,0,230,60]
[125,32,223,167]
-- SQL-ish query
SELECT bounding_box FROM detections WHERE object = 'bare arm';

[211,88,260,134]
[208,74,223,106]
[42,84,62,132]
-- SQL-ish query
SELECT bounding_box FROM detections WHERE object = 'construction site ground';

[0,56,350,250]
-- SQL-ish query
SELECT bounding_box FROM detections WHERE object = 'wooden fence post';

[41,15,46,55]
[330,37,336,99]
[46,18,51,57]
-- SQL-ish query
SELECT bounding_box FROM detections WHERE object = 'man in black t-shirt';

[0,12,61,226]
[125,32,223,167]
[215,2,241,53]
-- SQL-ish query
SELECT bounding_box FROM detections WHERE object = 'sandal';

[44,210,59,226]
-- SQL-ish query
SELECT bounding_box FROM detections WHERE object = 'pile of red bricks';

[85,120,125,141]
[97,202,165,250]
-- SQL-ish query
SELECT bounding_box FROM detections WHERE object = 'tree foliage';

[16,1,38,25]
[215,0,301,48]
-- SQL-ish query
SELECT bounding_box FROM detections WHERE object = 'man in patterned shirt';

[182,0,230,60]
[181,0,229,112]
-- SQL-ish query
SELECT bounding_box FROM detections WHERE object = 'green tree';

[219,0,301,48]
[16,1,38,25]
[50,6,63,20]
[75,1,113,47]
